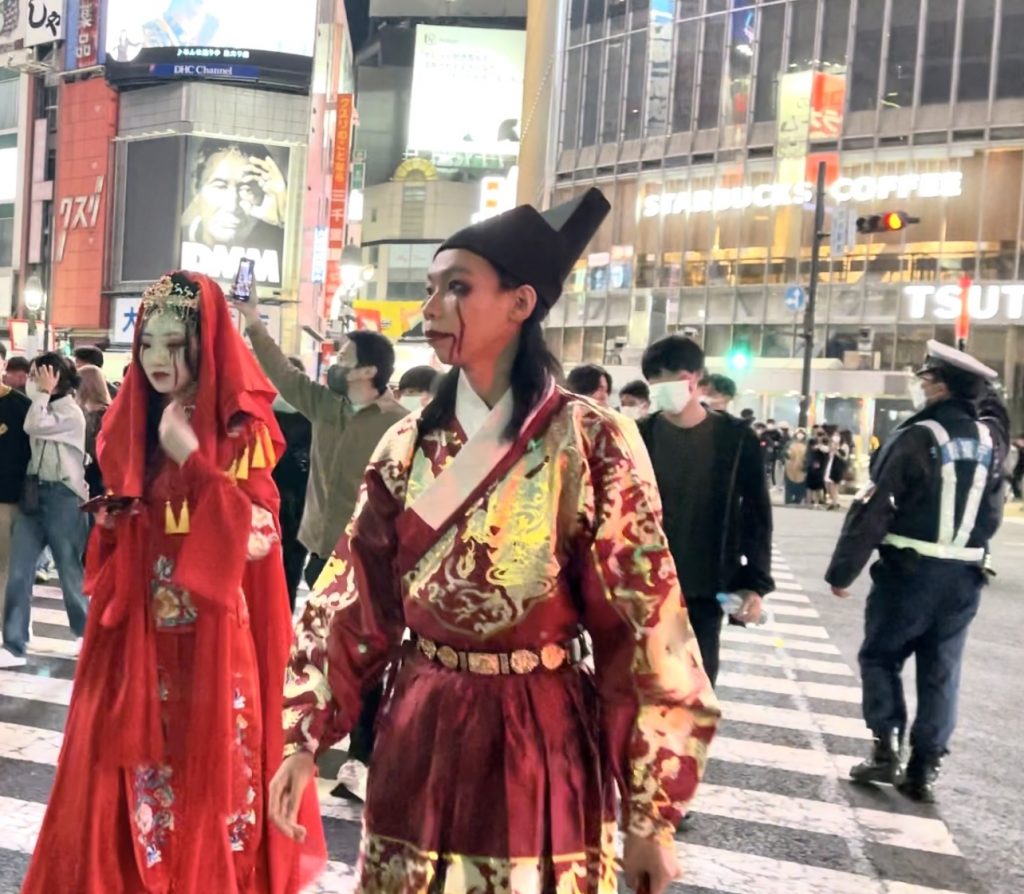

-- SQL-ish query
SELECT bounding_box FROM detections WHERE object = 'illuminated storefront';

[542,0,1024,424]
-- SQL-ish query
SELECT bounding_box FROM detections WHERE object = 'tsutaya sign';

[643,171,964,217]
[905,283,1024,324]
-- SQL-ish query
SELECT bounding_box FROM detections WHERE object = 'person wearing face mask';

[234,286,407,592]
[397,365,441,413]
[636,335,774,687]
[618,379,651,420]
[826,341,1009,804]
[1,353,89,668]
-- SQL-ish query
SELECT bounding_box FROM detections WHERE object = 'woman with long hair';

[76,363,112,498]
[1,353,89,665]
[269,191,720,893]
[21,272,324,893]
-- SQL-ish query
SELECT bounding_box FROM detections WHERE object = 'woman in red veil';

[22,271,325,894]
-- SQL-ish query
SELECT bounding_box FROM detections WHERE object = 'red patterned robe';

[284,384,720,892]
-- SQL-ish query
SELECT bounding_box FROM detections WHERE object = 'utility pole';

[799,161,827,429]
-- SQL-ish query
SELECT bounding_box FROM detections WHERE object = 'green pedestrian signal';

[727,342,752,372]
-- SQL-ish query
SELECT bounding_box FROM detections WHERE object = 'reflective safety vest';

[883,420,994,563]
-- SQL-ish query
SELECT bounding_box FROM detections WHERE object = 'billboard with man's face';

[180,137,290,288]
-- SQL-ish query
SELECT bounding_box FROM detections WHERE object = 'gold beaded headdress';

[141,275,200,322]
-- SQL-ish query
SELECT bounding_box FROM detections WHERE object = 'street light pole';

[799,161,827,429]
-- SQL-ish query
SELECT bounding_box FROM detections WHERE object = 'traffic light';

[727,341,752,372]
[856,211,920,234]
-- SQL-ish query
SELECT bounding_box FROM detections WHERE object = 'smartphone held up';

[232,258,256,302]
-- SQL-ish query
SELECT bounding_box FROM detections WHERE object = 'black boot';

[897,751,942,803]
[849,729,904,786]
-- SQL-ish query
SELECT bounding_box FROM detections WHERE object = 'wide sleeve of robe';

[574,408,721,843]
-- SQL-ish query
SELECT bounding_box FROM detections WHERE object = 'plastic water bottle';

[716,592,771,626]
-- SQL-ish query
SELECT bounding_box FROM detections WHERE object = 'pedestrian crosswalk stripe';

[25,635,79,659]
[0,672,71,707]
[722,626,843,655]
[717,699,871,739]
[765,590,813,604]
[718,648,855,677]
[693,784,960,856]
[718,670,862,704]
[760,620,830,639]
[0,721,62,765]
[28,608,74,628]
[712,736,859,777]
[674,843,971,894]
[763,602,820,619]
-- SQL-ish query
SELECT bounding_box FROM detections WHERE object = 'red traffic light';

[856,211,921,234]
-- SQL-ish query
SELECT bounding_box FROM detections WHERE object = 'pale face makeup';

[139,314,194,397]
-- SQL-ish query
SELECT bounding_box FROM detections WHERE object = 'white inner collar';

[456,369,513,441]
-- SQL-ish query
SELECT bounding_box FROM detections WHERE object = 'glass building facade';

[545,0,1024,418]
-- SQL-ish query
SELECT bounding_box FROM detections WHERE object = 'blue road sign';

[785,285,807,313]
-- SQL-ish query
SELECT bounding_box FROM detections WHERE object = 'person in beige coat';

[234,292,407,591]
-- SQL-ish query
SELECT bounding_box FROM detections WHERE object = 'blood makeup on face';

[139,315,193,395]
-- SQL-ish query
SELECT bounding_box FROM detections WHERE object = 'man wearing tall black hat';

[826,340,1009,803]
[273,189,720,892]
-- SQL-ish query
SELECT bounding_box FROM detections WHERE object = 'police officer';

[825,340,1009,803]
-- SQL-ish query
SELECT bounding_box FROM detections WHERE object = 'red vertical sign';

[324,94,354,317]
[956,275,972,347]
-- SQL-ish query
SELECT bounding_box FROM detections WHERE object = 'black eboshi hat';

[436,187,611,317]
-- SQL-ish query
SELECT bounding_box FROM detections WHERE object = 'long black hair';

[419,264,561,443]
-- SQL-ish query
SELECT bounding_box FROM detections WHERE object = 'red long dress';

[21,273,325,894]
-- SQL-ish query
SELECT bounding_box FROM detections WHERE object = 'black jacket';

[826,391,1009,589]
[0,386,31,504]
[638,410,775,597]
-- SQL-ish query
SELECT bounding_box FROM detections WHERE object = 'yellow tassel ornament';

[164,499,191,535]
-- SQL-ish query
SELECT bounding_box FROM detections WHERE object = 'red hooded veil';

[22,273,325,894]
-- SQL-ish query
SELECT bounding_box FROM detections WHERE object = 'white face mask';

[25,379,43,401]
[908,379,928,410]
[649,379,695,415]
[619,404,647,421]
[399,394,427,414]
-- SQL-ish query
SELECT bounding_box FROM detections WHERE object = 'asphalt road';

[774,503,1024,894]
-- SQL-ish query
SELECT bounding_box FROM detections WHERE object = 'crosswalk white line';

[0,720,62,765]
[719,648,855,678]
[718,671,862,704]
[760,620,830,639]
[29,608,73,628]
[0,795,46,855]
[763,603,820,619]
[694,784,960,856]
[712,736,859,777]
[27,636,80,658]
[774,579,810,591]
[722,627,843,655]
[764,590,812,604]
[674,843,970,894]
[0,671,71,707]
[718,699,871,740]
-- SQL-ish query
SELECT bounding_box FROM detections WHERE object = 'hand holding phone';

[232,257,256,303]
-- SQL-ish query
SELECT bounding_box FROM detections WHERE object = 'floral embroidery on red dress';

[151,556,198,629]
[131,764,175,869]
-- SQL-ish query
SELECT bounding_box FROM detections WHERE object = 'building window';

[0,205,12,267]
[921,0,957,105]
[820,0,850,70]
[672,19,700,131]
[602,38,625,144]
[624,29,648,139]
[580,43,603,147]
[958,0,996,102]
[849,0,884,112]
[997,0,1024,98]
[697,13,726,129]
[569,0,586,45]
[562,47,583,149]
[787,0,818,73]
[0,78,17,132]
[885,0,920,109]
[753,3,785,122]
[586,0,606,41]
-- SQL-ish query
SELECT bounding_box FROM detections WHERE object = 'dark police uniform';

[825,341,1008,802]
